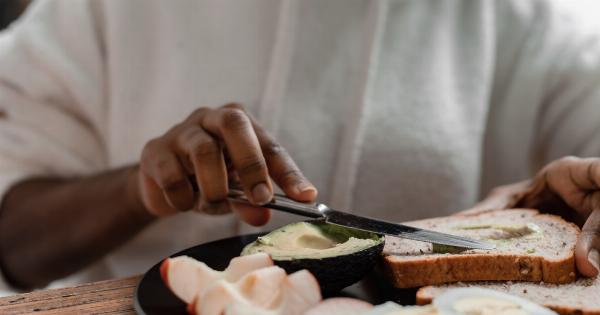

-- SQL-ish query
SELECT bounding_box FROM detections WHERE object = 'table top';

[0,276,141,315]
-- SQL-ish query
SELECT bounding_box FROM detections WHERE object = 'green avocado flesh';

[432,223,543,254]
[242,221,382,260]
[241,220,384,294]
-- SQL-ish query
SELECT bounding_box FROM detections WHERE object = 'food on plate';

[433,288,557,315]
[242,220,385,293]
[304,297,373,315]
[161,253,373,315]
[188,268,321,315]
[160,253,273,303]
[382,209,579,288]
[362,288,557,315]
[416,276,600,315]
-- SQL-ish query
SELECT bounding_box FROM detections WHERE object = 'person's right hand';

[137,103,317,226]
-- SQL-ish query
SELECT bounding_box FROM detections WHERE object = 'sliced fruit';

[277,269,322,315]
[234,266,287,309]
[160,256,220,304]
[242,220,385,294]
[225,253,274,281]
[160,253,272,303]
[304,297,373,315]
[191,269,321,315]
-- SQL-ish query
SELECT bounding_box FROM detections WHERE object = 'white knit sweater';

[0,0,599,294]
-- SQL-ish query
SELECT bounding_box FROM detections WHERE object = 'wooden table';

[0,276,142,314]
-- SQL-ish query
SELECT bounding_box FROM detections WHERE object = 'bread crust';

[383,210,579,288]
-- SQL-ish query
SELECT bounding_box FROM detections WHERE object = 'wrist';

[124,165,157,222]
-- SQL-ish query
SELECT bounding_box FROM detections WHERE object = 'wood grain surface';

[0,276,142,314]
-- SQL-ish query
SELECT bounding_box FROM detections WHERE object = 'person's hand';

[460,156,600,277]
[137,103,317,226]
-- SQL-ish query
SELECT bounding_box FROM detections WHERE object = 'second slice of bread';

[382,209,579,288]
[416,277,600,315]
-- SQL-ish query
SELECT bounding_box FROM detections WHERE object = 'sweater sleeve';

[0,0,106,293]
[531,1,600,167]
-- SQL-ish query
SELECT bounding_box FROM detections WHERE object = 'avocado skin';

[274,241,385,295]
[242,220,385,294]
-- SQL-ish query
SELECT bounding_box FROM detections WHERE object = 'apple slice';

[304,298,373,315]
[191,269,322,315]
[190,266,287,315]
[281,269,322,313]
[160,253,272,304]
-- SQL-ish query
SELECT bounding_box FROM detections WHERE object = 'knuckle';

[152,159,183,189]
[557,156,579,168]
[141,138,163,159]
[188,107,210,120]
[237,157,267,178]
[220,108,250,131]
[262,140,287,158]
[222,103,245,111]
[277,169,304,186]
[189,138,220,160]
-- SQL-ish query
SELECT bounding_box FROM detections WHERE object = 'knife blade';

[320,206,496,250]
[227,189,496,250]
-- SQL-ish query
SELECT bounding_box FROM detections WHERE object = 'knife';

[226,189,496,250]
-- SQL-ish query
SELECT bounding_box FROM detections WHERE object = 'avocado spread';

[432,223,542,254]
[243,222,380,260]
[455,223,541,240]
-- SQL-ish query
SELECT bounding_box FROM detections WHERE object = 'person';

[0,0,599,294]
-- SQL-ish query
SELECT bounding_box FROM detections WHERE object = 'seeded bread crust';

[416,277,600,315]
[382,209,579,288]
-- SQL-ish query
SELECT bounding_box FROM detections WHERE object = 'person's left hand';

[460,156,600,277]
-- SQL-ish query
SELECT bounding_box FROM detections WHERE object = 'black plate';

[134,233,416,315]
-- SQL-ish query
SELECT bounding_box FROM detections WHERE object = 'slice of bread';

[416,277,600,315]
[382,209,579,288]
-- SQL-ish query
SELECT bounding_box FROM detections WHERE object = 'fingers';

[201,105,273,205]
[576,208,600,277]
[175,126,229,214]
[138,103,314,226]
[140,139,195,211]
[226,104,317,202]
[253,127,317,202]
[232,203,271,227]
[455,181,531,216]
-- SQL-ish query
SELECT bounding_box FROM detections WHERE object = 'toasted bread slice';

[382,209,579,288]
[416,277,600,315]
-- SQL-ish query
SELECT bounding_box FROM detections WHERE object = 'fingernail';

[296,181,316,193]
[252,183,272,205]
[588,249,600,273]
[294,182,317,199]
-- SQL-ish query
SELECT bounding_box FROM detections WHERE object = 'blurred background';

[1,0,600,32]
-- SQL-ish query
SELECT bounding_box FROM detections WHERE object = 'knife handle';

[188,175,324,219]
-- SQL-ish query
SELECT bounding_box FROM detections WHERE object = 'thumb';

[575,208,600,277]
[455,181,530,216]
[232,202,271,227]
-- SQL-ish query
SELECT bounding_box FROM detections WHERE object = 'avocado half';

[241,220,385,294]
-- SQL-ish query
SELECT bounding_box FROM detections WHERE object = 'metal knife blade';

[320,206,496,250]
[226,189,496,250]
